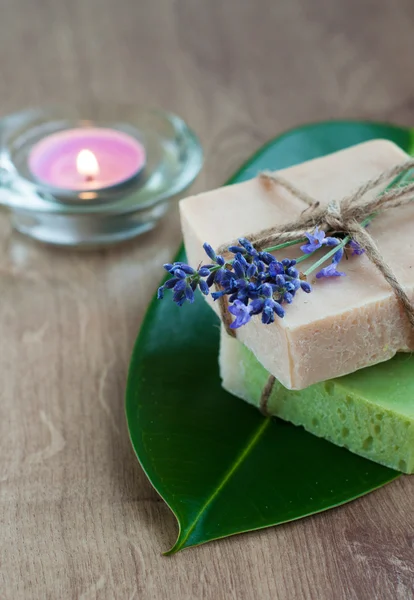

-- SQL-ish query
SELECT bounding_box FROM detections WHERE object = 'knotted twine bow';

[215,159,414,415]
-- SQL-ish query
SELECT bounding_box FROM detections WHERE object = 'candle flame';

[76,149,99,179]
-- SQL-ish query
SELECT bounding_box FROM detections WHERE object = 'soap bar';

[180,140,414,389]
[219,327,414,473]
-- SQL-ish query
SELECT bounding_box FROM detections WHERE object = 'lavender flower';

[313,236,347,279]
[228,300,252,329]
[157,193,382,329]
[261,302,275,325]
[238,237,258,257]
[348,239,365,255]
[158,244,228,306]
[333,247,344,263]
[316,263,346,278]
[301,226,339,254]
[158,235,318,328]
[199,279,209,295]
[202,243,217,261]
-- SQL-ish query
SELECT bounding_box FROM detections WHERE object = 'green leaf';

[126,120,411,553]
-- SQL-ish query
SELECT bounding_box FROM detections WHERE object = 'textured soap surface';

[219,328,414,473]
[180,140,414,389]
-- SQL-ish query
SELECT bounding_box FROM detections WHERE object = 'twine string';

[215,159,414,414]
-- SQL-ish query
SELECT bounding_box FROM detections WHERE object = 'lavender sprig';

[158,237,314,329]
[158,169,414,328]
[157,228,370,329]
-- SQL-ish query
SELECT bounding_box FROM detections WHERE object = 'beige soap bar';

[180,140,414,389]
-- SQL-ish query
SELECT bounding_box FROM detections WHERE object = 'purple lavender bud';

[260,252,276,265]
[198,266,211,277]
[248,280,259,292]
[333,247,344,264]
[269,261,284,277]
[275,274,286,287]
[174,280,187,293]
[216,255,225,266]
[240,239,258,257]
[236,278,248,289]
[300,281,312,293]
[206,271,217,287]
[163,263,174,272]
[233,259,246,279]
[211,290,226,300]
[199,279,209,295]
[247,263,257,278]
[236,253,249,268]
[238,237,253,250]
[157,286,164,299]
[261,283,273,298]
[228,245,246,254]
[174,294,186,307]
[179,264,196,275]
[272,301,285,318]
[174,281,187,297]
[285,282,296,292]
[287,267,299,278]
[349,239,365,255]
[237,290,249,303]
[261,305,275,324]
[324,237,339,247]
[165,277,179,289]
[214,270,224,286]
[203,243,217,261]
[220,271,236,288]
[282,258,292,267]
[256,260,266,274]
[175,269,187,279]
[249,298,265,315]
[283,291,294,304]
[185,286,195,303]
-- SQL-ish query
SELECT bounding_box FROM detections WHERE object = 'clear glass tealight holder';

[0,105,203,247]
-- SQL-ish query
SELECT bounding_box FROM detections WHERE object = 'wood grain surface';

[1,0,414,598]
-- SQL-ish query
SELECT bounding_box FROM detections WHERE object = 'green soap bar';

[220,330,414,473]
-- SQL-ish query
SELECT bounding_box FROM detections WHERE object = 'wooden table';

[1,0,414,598]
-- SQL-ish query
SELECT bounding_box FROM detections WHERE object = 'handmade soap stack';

[179,140,414,473]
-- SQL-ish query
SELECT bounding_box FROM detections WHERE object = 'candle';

[28,127,146,191]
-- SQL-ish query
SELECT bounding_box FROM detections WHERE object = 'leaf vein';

[171,417,271,553]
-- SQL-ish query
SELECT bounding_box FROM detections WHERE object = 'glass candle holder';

[0,105,203,247]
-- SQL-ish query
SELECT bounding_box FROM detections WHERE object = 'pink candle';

[28,127,146,191]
